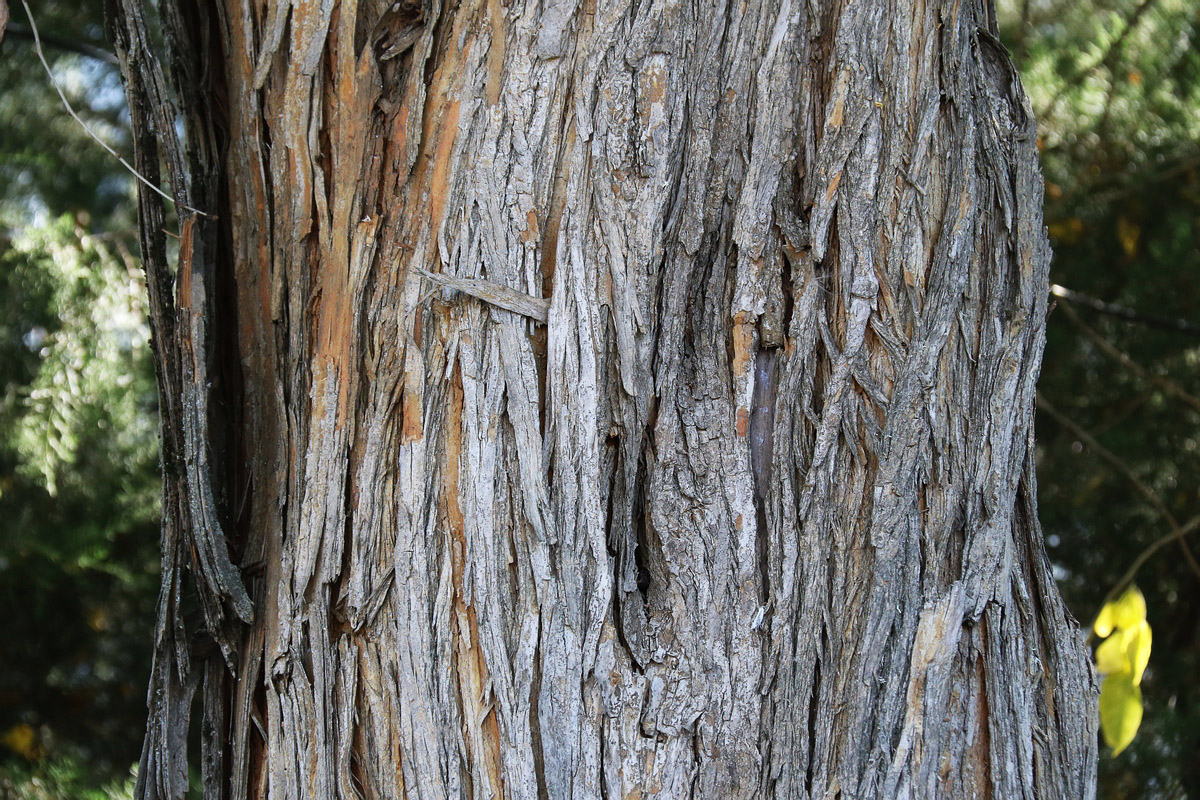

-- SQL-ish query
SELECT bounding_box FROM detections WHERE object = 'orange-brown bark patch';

[540,117,576,296]
[969,639,993,798]
[401,354,425,443]
[731,311,754,376]
[825,170,843,202]
[486,0,506,106]
[428,99,463,241]
[521,209,541,244]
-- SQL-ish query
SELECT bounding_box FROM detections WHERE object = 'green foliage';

[0,5,161,789]
[0,4,133,229]
[0,219,159,779]
[3,218,156,501]
[0,758,136,800]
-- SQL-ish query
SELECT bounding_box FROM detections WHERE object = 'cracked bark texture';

[108,0,1099,797]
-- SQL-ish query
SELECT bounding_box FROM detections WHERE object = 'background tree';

[0,4,157,794]
[105,0,1098,797]
[0,3,132,226]
[999,0,1200,795]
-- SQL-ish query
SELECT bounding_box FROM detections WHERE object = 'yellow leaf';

[1095,628,1130,675]
[1,723,39,760]
[88,606,110,632]
[1112,587,1147,629]
[1095,587,1146,637]
[1094,602,1116,638]
[1047,217,1085,245]
[1099,672,1143,756]
[1126,620,1152,686]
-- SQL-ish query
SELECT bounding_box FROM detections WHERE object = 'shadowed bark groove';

[108,0,1098,797]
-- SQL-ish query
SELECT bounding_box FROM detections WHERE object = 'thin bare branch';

[1097,513,1200,619]
[3,21,119,64]
[18,0,211,218]
[1057,298,1200,414]
[1050,283,1200,337]
[1036,392,1200,587]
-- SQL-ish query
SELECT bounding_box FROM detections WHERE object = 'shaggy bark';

[108,0,1098,797]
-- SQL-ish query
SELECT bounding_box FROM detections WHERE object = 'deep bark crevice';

[804,643,823,796]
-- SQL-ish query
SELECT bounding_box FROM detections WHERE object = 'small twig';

[1096,513,1200,615]
[1091,152,1200,206]
[417,268,549,322]
[19,0,212,218]
[1087,387,1153,440]
[1056,299,1200,415]
[1037,392,1200,583]
[1049,284,1200,337]
[3,21,119,64]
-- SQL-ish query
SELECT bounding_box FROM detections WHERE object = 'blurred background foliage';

[0,2,153,796]
[998,0,1200,796]
[0,0,1196,797]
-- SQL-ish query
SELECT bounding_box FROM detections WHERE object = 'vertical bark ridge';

[112,0,1098,797]
[763,2,1098,799]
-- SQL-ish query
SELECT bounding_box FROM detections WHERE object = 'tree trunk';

[107,0,1098,797]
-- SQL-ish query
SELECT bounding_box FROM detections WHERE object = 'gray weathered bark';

[108,0,1098,796]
